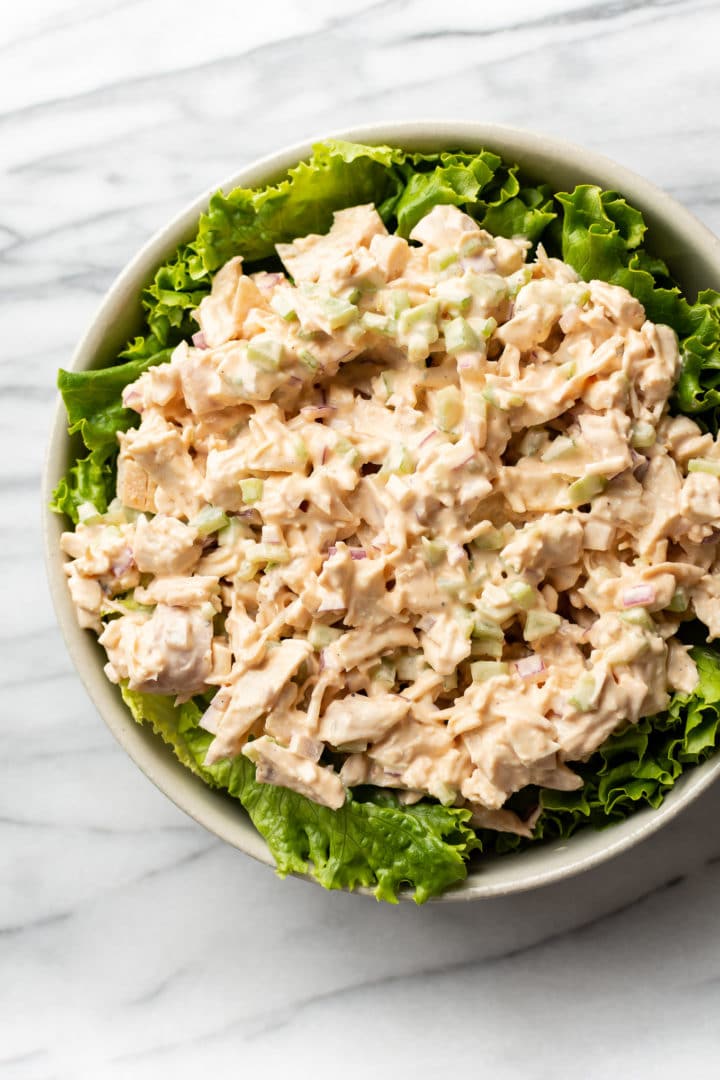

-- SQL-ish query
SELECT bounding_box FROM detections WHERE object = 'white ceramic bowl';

[43,121,720,900]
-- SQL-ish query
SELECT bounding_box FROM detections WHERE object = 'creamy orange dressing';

[61,203,720,833]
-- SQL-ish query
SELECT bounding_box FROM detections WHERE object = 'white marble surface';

[3,1,720,1075]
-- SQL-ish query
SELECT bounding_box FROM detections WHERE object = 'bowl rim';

[43,119,720,902]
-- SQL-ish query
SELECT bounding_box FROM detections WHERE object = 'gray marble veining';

[2,1,720,1075]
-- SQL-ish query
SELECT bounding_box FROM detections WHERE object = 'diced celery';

[361,311,394,335]
[435,385,463,431]
[298,349,319,371]
[507,580,537,609]
[247,334,284,372]
[293,660,309,685]
[322,295,358,329]
[398,300,440,335]
[429,247,459,272]
[240,478,264,504]
[688,458,720,476]
[308,623,343,651]
[236,559,259,582]
[473,527,504,551]
[467,275,508,304]
[523,610,562,641]
[335,437,361,467]
[470,636,504,659]
[77,501,103,525]
[541,436,575,463]
[191,504,230,537]
[293,437,309,464]
[253,543,291,564]
[559,361,576,380]
[630,421,656,449]
[479,316,497,339]
[345,287,361,304]
[218,518,244,547]
[460,236,486,257]
[269,292,297,321]
[569,671,600,712]
[567,474,607,506]
[336,739,369,754]
[435,279,474,316]
[396,651,422,681]
[482,383,524,410]
[471,660,509,682]
[563,283,591,307]
[385,290,410,318]
[444,316,479,355]
[434,782,458,807]
[407,331,435,364]
[471,616,504,642]
[108,591,153,616]
[384,443,414,475]
[618,606,654,630]
[442,672,458,692]
[519,429,546,457]
[371,658,396,685]
[438,577,465,597]
[421,536,447,566]
[507,267,533,295]
[667,588,688,613]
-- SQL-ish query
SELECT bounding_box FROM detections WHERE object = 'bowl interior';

[43,121,720,900]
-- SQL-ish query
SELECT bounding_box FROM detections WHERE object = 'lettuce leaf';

[56,349,173,452]
[49,444,117,523]
[556,185,720,430]
[121,645,720,897]
[52,140,720,897]
[51,348,173,520]
[51,139,554,507]
[483,646,720,855]
[121,688,480,903]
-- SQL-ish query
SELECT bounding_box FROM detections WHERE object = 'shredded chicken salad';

[59,198,720,840]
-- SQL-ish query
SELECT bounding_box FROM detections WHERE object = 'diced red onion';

[451,453,476,472]
[256,272,285,293]
[321,447,329,465]
[457,357,475,371]
[515,655,545,678]
[417,614,437,633]
[289,733,323,762]
[384,769,403,780]
[191,331,208,349]
[622,584,655,607]
[326,545,338,557]
[111,548,134,576]
[419,428,439,448]
[287,375,304,387]
[349,547,367,560]
[121,386,143,411]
